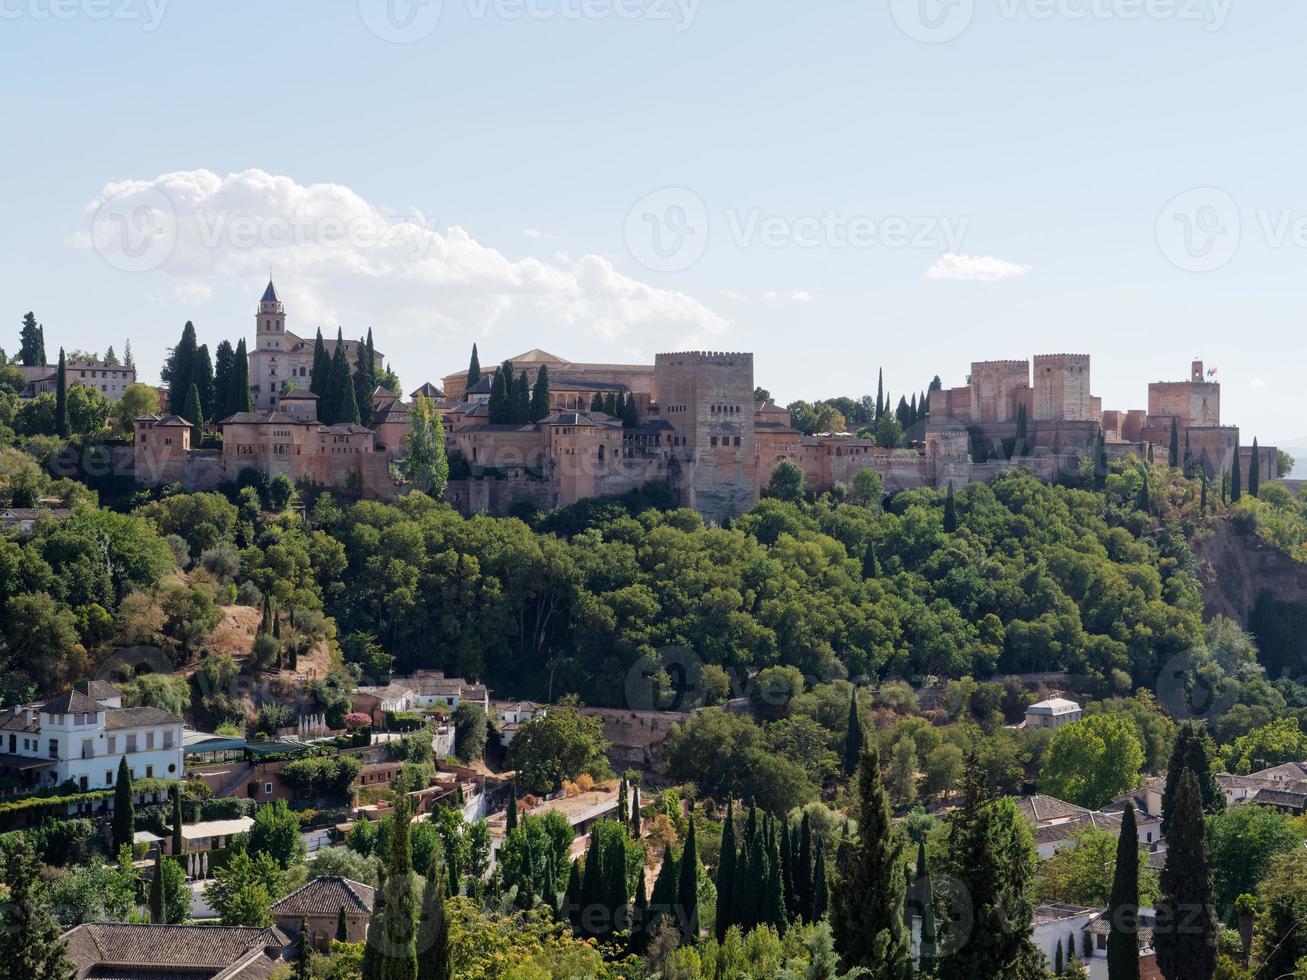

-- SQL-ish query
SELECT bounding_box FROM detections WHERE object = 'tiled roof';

[261,279,279,303]
[271,876,375,916]
[62,923,288,973]
[1031,810,1123,845]
[76,680,123,702]
[1034,901,1099,925]
[1017,795,1089,825]
[105,705,182,730]
[279,389,318,400]
[153,414,192,427]
[1248,788,1307,812]
[409,383,443,399]
[0,707,38,732]
[41,689,103,715]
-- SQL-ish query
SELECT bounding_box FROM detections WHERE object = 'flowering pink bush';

[344,712,372,731]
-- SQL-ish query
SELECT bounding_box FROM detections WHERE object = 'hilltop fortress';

[134,280,1276,521]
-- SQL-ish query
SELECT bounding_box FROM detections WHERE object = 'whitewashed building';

[1024,698,1083,730]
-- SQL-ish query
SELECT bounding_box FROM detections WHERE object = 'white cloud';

[1250,377,1271,390]
[523,228,557,241]
[762,290,815,303]
[78,169,728,349]
[926,253,1031,282]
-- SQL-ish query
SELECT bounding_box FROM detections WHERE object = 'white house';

[496,701,546,747]
[1032,902,1100,974]
[1024,698,1083,730]
[0,684,184,793]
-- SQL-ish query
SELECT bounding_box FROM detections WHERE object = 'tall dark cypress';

[1161,724,1224,836]
[914,840,936,971]
[170,787,184,859]
[831,743,911,977]
[578,832,602,939]
[1231,454,1242,502]
[564,859,582,933]
[796,812,814,922]
[676,817,700,944]
[192,343,215,421]
[1249,438,1261,497]
[111,756,134,857]
[416,849,451,980]
[1155,770,1217,980]
[617,777,628,831]
[943,481,957,533]
[843,690,864,777]
[310,328,329,397]
[488,368,509,424]
[231,339,252,413]
[166,321,197,415]
[149,848,164,924]
[649,846,679,937]
[766,829,787,935]
[631,784,641,839]
[512,370,531,424]
[466,344,481,389]
[812,846,829,921]
[379,794,418,978]
[55,348,67,437]
[183,383,204,445]
[530,365,551,422]
[506,783,518,833]
[212,339,235,422]
[1107,802,1140,980]
[780,819,797,922]
[18,312,42,366]
[875,368,884,420]
[1169,418,1180,468]
[630,868,649,954]
[715,801,736,940]
[329,331,358,425]
[861,541,879,580]
[336,905,349,942]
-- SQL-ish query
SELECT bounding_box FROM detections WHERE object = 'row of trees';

[162,321,252,430]
[486,358,552,425]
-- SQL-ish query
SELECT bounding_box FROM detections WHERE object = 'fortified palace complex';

[134,280,1276,522]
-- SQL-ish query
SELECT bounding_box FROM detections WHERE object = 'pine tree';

[0,835,75,977]
[831,743,911,977]
[171,786,184,858]
[231,339,253,413]
[416,850,451,980]
[715,801,736,940]
[1107,801,1140,980]
[943,481,957,533]
[310,328,329,398]
[466,344,481,389]
[1155,770,1217,980]
[183,383,204,445]
[1169,418,1179,468]
[294,916,311,980]
[55,347,68,437]
[1249,438,1260,497]
[336,904,349,942]
[18,312,43,366]
[842,690,863,777]
[530,365,551,422]
[165,321,198,415]
[378,794,418,979]
[506,783,517,833]
[192,343,215,421]
[149,847,164,923]
[677,816,700,944]
[123,339,134,372]
[112,756,134,857]
[861,541,879,580]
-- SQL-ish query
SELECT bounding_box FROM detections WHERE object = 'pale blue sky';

[3,0,1305,444]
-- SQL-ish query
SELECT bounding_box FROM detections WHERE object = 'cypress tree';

[579,832,602,939]
[1054,938,1064,975]
[831,743,911,977]
[1169,418,1179,468]
[337,904,349,942]
[622,392,639,428]
[310,328,329,397]
[875,369,884,420]
[604,391,618,416]
[1095,431,1109,490]
[1200,473,1207,514]
[630,868,650,954]
[379,794,418,979]
[192,344,215,421]
[861,541,879,580]
[1014,402,1028,452]
[1107,802,1140,980]
[650,846,679,937]
[0,836,74,976]
[416,850,451,980]
[294,916,311,980]
[171,786,184,858]
[603,831,629,936]
[813,846,829,921]
[780,819,797,922]
[631,784,641,838]
[488,369,508,424]
[466,344,481,389]
[530,365,551,422]
[511,369,531,424]
[55,348,68,437]
[18,312,42,366]
[166,321,198,415]
[1249,438,1260,496]
[943,481,957,533]
[565,859,582,933]
[1161,724,1224,836]
[337,362,361,425]
[505,783,517,833]
[213,339,235,422]
[915,840,936,971]
[1183,433,1193,479]
[590,391,604,412]
[1231,454,1242,502]
[231,339,252,413]
[617,776,628,830]
[112,756,134,857]
[149,848,164,923]
[677,817,700,944]
[715,801,736,940]
[796,812,814,922]
[1155,770,1217,980]
[183,383,204,445]
[362,867,384,980]
[843,690,864,777]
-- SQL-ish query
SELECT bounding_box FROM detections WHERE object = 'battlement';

[971,359,1029,369]
[656,351,753,367]
[1034,353,1091,363]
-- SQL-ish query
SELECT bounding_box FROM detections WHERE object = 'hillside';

[1194,518,1307,623]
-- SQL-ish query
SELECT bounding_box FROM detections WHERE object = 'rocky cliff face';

[1193,519,1307,623]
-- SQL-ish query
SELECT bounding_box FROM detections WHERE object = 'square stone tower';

[1033,353,1092,421]
[654,351,756,522]
[969,360,1030,422]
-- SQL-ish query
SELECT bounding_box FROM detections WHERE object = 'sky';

[3,0,1305,445]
